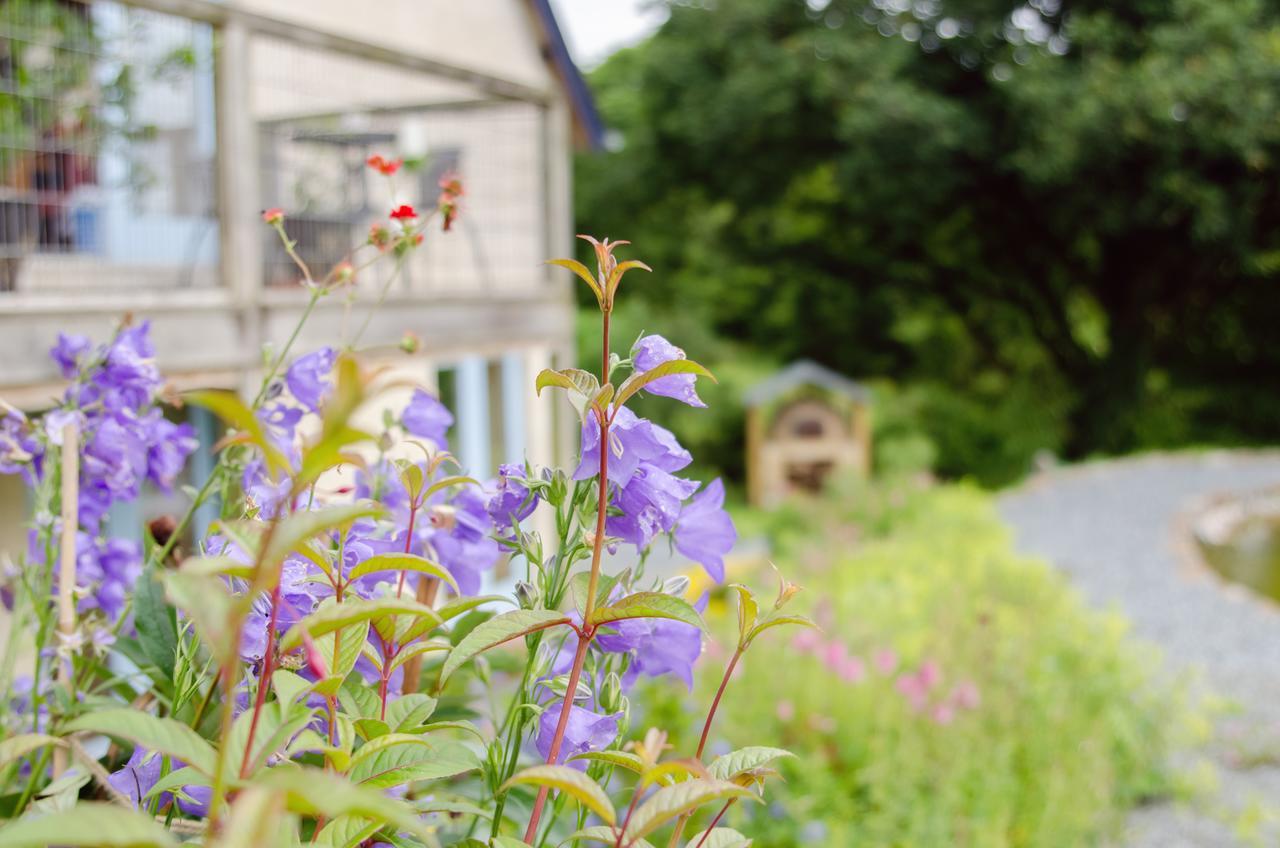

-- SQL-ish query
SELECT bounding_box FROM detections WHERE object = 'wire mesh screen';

[250,35,546,296]
[0,0,218,293]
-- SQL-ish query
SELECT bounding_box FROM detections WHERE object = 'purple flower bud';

[487,464,538,530]
[631,334,706,408]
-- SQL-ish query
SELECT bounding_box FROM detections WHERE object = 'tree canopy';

[577,0,1280,482]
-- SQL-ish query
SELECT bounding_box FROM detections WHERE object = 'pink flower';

[896,673,929,713]
[951,680,981,710]
[822,640,847,669]
[791,629,822,654]
[917,660,941,690]
[873,648,898,675]
[776,700,795,721]
[261,207,284,225]
[837,655,866,684]
[932,703,956,725]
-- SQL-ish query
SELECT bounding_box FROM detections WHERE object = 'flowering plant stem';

[523,309,612,843]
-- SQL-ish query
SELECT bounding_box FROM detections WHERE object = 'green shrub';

[637,482,1184,847]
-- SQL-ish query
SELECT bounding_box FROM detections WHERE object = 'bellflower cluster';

[0,323,197,621]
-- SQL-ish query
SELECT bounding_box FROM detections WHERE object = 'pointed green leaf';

[589,592,704,631]
[500,764,616,825]
[547,257,603,305]
[568,749,645,775]
[188,389,290,475]
[0,733,62,770]
[614,359,715,409]
[706,747,794,781]
[746,615,818,644]
[346,553,458,595]
[65,709,217,775]
[133,565,178,678]
[214,784,293,848]
[685,828,752,848]
[383,693,438,732]
[347,736,479,789]
[0,802,178,847]
[253,767,432,842]
[280,598,439,651]
[605,258,652,298]
[163,571,239,664]
[440,610,570,683]
[564,827,655,848]
[263,504,385,569]
[624,780,756,842]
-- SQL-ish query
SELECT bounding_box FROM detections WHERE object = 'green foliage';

[579,0,1280,468]
[638,482,1185,846]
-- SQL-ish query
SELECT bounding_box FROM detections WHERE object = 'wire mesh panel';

[250,34,545,296]
[0,0,218,293]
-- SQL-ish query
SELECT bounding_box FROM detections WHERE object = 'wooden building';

[745,360,872,507]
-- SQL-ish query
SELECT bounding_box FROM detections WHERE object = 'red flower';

[390,204,417,221]
[366,154,402,176]
[261,207,284,225]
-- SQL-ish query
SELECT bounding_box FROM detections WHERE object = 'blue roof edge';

[525,0,606,150]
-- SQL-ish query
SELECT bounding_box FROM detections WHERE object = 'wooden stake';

[53,422,79,778]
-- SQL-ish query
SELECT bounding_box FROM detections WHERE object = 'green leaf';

[314,815,382,848]
[133,565,178,678]
[272,669,310,706]
[422,474,481,500]
[440,610,570,683]
[0,802,178,847]
[0,733,62,770]
[178,555,256,579]
[589,592,704,631]
[65,709,217,775]
[387,639,450,674]
[189,389,290,475]
[163,571,238,664]
[727,584,758,645]
[500,764,616,825]
[614,359,715,409]
[534,369,601,420]
[312,619,369,696]
[604,258,652,299]
[346,736,479,789]
[213,785,293,848]
[564,827,654,848]
[280,598,439,651]
[264,504,385,570]
[623,780,755,842]
[253,767,431,842]
[144,765,209,801]
[567,749,645,775]
[346,553,458,595]
[685,828,752,848]
[547,257,603,305]
[706,747,794,781]
[746,615,818,644]
[383,693,438,732]
[567,570,624,618]
[437,594,511,624]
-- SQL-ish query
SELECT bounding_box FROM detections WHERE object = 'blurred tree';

[578,0,1280,472]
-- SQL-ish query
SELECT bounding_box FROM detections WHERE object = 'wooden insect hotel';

[744,360,872,507]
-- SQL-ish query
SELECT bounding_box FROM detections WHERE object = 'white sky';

[549,0,668,68]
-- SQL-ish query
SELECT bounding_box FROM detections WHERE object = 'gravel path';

[999,452,1280,846]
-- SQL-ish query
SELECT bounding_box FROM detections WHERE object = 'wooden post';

[54,422,79,777]
[745,406,764,507]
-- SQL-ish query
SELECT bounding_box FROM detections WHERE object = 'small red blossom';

[331,261,355,285]
[261,207,284,225]
[438,172,463,198]
[366,154,402,176]
[390,204,417,221]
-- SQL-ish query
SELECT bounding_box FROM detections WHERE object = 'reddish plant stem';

[697,648,742,759]
[614,784,647,848]
[693,799,736,848]
[524,309,612,844]
[395,499,420,597]
[669,647,744,848]
[239,580,283,778]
